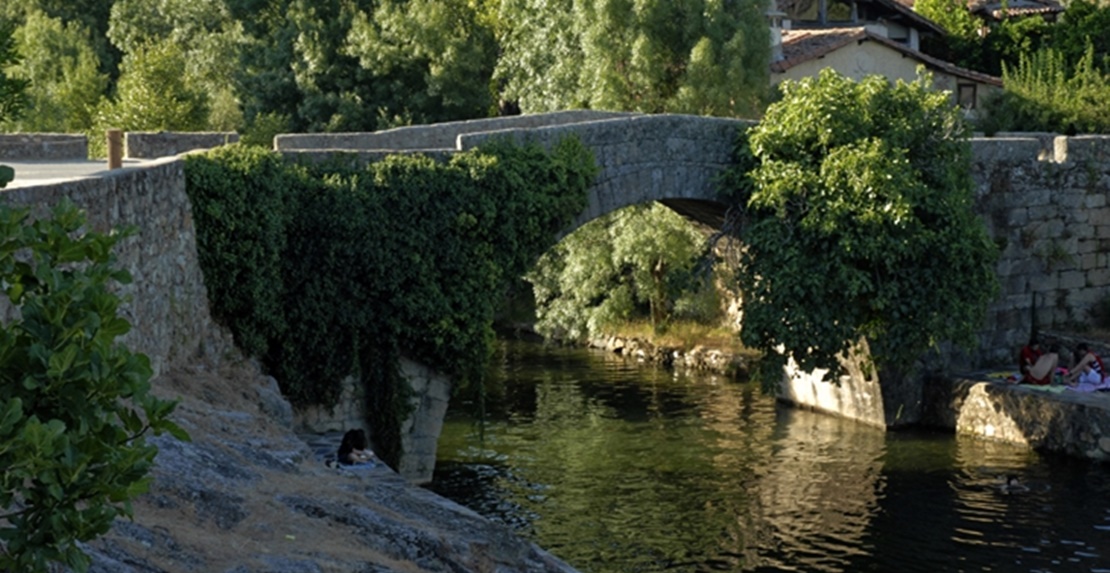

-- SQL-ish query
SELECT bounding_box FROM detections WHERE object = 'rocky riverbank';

[81,360,579,573]
[587,334,757,378]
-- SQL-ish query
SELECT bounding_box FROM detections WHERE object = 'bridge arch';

[458,114,750,236]
[276,111,752,236]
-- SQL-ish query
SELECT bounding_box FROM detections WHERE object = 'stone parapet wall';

[0,134,88,160]
[282,149,456,168]
[274,110,636,151]
[125,131,238,159]
[971,135,1110,366]
[0,157,233,377]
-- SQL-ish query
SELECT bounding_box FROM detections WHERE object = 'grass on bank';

[603,319,759,358]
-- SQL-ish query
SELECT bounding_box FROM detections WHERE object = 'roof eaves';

[770,28,1003,87]
[771,29,868,73]
[868,0,948,36]
[864,32,1004,86]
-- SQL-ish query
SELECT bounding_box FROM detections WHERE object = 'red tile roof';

[771,26,1003,87]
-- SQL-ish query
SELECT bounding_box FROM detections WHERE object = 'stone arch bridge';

[278,114,1110,442]
[275,110,751,234]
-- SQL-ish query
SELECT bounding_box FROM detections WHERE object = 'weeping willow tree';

[527,202,718,343]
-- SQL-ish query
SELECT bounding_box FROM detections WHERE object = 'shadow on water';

[428,339,1110,573]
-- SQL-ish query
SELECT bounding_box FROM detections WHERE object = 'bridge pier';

[778,340,929,429]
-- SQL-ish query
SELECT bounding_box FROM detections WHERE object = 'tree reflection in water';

[430,340,1110,573]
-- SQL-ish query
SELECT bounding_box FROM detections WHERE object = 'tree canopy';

[724,69,999,383]
[496,0,771,117]
[528,203,716,343]
[0,18,30,123]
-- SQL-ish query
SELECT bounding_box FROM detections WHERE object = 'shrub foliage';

[980,44,1110,134]
[0,201,187,572]
[184,140,594,465]
[722,69,999,383]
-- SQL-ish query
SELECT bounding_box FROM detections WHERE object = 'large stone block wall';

[0,156,233,377]
[924,377,1110,461]
[972,135,1110,364]
[0,134,88,160]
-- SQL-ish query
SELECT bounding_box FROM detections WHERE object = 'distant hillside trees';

[0,0,774,148]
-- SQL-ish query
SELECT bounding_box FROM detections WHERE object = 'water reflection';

[754,409,886,572]
[430,340,1110,573]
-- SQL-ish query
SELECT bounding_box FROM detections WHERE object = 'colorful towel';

[1067,376,1110,393]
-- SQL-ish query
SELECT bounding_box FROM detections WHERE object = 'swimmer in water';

[1000,474,1029,494]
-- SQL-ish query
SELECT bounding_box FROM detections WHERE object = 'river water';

[429,340,1110,572]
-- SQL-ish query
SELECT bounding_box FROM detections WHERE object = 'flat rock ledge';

[78,362,580,573]
[924,374,1110,461]
[588,335,755,378]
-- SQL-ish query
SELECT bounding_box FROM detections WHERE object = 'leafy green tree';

[914,0,991,71]
[6,10,107,133]
[233,0,496,133]
[725,69,998,383]
[495,0,770,117]
[342,0,497,125]
[108,0,245,130]
[0,201,187,572]
[1,0,120,85]
[529,203,711,342]
[0,18,30,123]
[1051,0,1110,73]
[92,38,209,155]
[0,25,17,188]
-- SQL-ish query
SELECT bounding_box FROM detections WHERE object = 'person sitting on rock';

[337,428,375,465]
[1022,343,1060,385]
[1065,343,1105,386]
[1018,335,1043,381]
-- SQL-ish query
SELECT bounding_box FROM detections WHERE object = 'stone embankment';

[923,332,1110,462]
[924,374,1110,462]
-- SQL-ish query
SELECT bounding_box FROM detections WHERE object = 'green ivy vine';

[184,138,595,466]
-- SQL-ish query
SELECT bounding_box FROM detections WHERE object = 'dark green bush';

[184,139,595,465]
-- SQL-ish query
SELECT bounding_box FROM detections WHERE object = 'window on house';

[957,83,977,109]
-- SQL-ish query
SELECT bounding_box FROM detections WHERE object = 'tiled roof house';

[893,0,1066,22]
[769,0,1003,111]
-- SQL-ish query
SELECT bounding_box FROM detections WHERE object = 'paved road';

[2,159,149,189]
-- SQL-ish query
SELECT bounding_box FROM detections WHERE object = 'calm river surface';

[429,340,1110,572]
